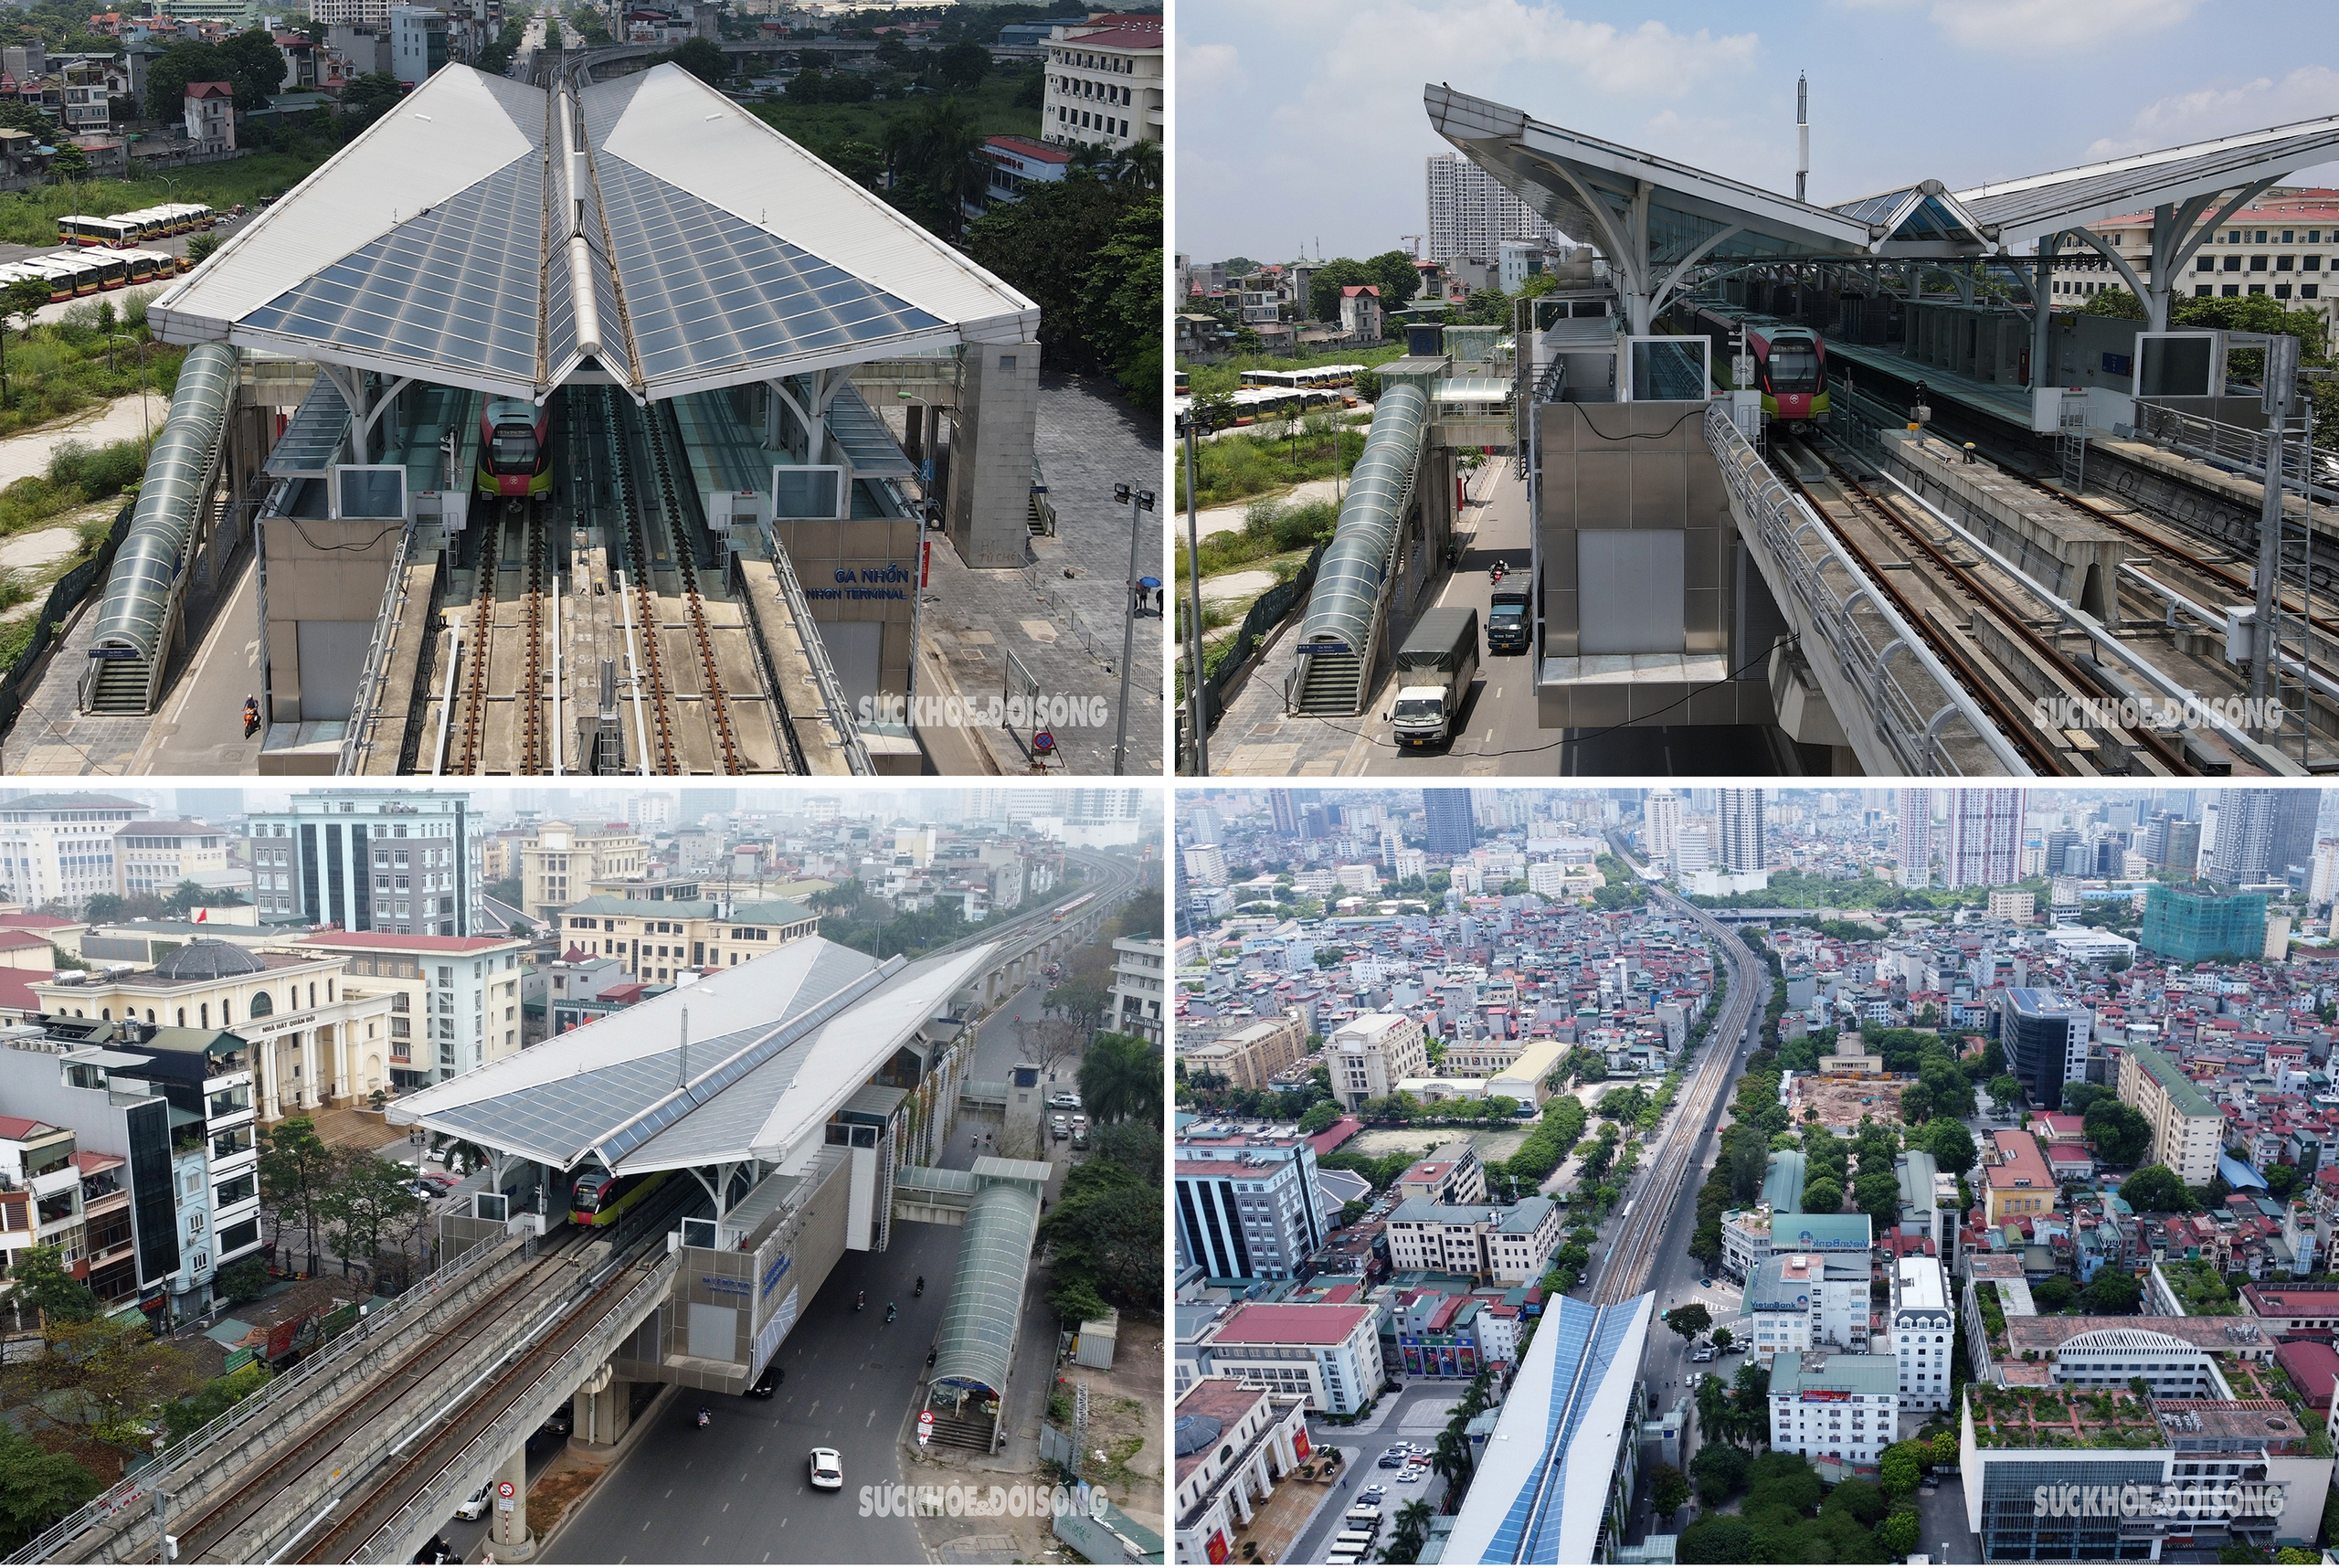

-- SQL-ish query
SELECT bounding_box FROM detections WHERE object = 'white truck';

[1387,606,1479,747]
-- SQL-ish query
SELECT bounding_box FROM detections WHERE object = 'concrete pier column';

[486,1446,535,1563]
[573,1362,632,1446]
[946,339,1041,570]
[904,403,924,465]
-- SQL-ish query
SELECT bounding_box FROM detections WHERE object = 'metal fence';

[2133,400,2339,503]
[1017,564,1118,662]
[1190,539,1328,733]
[0,500,132,741]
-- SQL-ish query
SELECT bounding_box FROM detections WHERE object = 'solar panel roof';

[149,63,1038,402]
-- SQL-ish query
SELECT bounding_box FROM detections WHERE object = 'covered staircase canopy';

[149,63,1039,404]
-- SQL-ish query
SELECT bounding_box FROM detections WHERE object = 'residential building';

[1995,988,2091,1111]
[1175,1123,1327,1283]
[1889,1255,1953,1413]
[247,791,480,937]
[1645,789,1683,866]
[0,793,146,910]
[1896,789,1932,887]
[1716,789,1764,873]
[2117,1038,2224,1185]
[1328,1012,1427,1111]
[1421,790,1476,855]
[1443,1294,1651,1564]
[0,1033,191,1321]
[2207,788,2284,885]
[1383,1196,1563,1285]
[1744,1252,1870,1355]
[1424,151,1570,265]
[1987,889,2036,924]
[115,819,229,899]
[522,821,645,921]
[1982,1128,2058,1228]
[290,931,527,1087]
[0,1113,84,1279]
[1110,937,1164,1044]
[37,939,395,1123]
[557,894,817,984]
[1039,13,1159,154]
[388,5,447,83]
[69,1023,260,1271]
[1945,789,2023,887]
[1180,1012,1307,1091]
[1337,285,1381,340]
[1395,1142,1487,1205]
[2142,883,2269,964]
[1192,1302,1384,1414]
[183,79,233,154]
[1171,1378,1312,1568]
[1182,844,1229,887]
[1768,1351,1899,1468]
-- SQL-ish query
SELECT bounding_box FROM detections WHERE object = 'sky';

[1174,0,2339,265]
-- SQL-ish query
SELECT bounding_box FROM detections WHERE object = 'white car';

[809,1447,844,1490]
[454,1487,490,1520]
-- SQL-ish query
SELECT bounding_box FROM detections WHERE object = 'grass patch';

[0,314,182,444]
[0,155,331,245]
[1175,418,1367,511]
[748,68,1040,154]
[1173,493,1337,581]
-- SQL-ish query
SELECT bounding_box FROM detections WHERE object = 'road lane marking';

[866,1409,876,1426]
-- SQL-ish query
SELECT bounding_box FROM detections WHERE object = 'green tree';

[1079,194,1162,411]
[1987,1073,2027,1111]
[1921,1116,1979,1179]
[1931,1430,1959,1467]
[215,1256,269,1305]
[319,1152,420,1277]
[1879,1445,1921,1498]
[1878,1509,1921,1557]
[879,95,988,240]
[217,28,291,108]
[1800,1176,1843,1213]
[2031,1274,2077,1312]
[5,1245,96,1327]
[0,1427,98,1553]
[1690,1434,1748,1500]
[145,40,227,119]
[657,36,728,84]
[1297,1101,1339,1135]
[1664,1302,1711,1342]
[340,72,406,124]
[1648,1461,1689,1520]
[259,1116,336,1276]
[2084,1100,2153,1166]
[1677,1514,1752,1563]
[1855,1168,1904,1228]
[1078,1031,1161,1125]
[1361,249,1422,309]
[966,170,1147,381]
[1710,1325,1732,1351]
[2119,1164,2196,1214]
[7,1316,197,1445]
[934,39,989,92]
[46,142,86,182]
[2085,1268,2145,1313]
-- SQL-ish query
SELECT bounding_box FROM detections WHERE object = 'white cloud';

[1927,0,2198,53]
[2083,65,2339,158]
[1177,42,1247,98]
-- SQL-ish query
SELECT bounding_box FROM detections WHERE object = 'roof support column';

[353,377,413,474]
[320,364,369,463]
[2150,180,2280,333]
[2030,236,2061,392]
[2060,227,2152,316]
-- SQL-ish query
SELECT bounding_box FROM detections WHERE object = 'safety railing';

[6,1230,516,1565]
[1016,564,1117,661]
[1699,402,2034,777]
[348,1252,680,1563]
[767,545,874,775]
[2133,401,2339,503]
[336,514,421,776]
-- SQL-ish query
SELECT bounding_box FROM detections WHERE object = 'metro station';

[73,59,1045,776]
[1225,88,2339,779]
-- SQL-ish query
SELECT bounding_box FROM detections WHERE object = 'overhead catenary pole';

[1182,416,1209,775]
[2250,331,2299,736]
[1795,72,1809,204]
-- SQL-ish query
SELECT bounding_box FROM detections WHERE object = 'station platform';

[1824,337,2037,431]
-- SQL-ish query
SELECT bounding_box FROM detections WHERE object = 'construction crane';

[1401,234,1424,259]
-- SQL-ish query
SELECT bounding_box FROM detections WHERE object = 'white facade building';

[0,793,147,910]
[1768,1351,1900,1468]
[1890,1255,1953,1413]
[1328,1012,1427,1111]
[1040,15,1159,154]
[1110,937,1164,1044]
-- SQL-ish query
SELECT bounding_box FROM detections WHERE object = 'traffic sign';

[497,1481,515,1499]
[917,1410,934,1449]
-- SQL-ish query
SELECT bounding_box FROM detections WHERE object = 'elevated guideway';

[16,853,1139,1566]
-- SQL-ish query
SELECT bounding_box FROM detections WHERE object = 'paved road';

[1286,1386,1464,1563]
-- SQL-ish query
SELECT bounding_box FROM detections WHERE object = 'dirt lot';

[1791,1075,1907,1131]
[906,1311,1165,1564]
[1343,1125,1531,1163]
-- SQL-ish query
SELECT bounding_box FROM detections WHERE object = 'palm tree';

[1430,1427,1473,1495]
[880,98,988,240]
[1078,1032,1161,1124]
[1117,138,1160,196]
[1387,1499,1434,1563]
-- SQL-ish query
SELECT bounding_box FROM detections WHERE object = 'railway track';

[1591,889,1758,1308]
[168,1240,589,1563]
[635,401,742,773]
[300,1255,658,1563]
[598,387,681,773]
[1762,445,2069,775]
[448,500,549,775]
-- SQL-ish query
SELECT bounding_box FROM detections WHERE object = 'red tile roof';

[295,931,522,953]
[1213,1302,1371,1346]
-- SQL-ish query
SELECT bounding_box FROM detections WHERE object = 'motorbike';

[855,1291,865,1311]
[885,1303,897,1324]
[1489,561,1506,584]
[914,1277,925,1298]
[242,701,260,738]
[695,1408,710,1428]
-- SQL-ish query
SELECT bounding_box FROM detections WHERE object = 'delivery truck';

[1388,607,1478,747]
[1487,584,1532,653]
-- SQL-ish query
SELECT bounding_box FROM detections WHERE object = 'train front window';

[492,428,537,470]
[575,1179,604,1212]
[1768,345,1819,393]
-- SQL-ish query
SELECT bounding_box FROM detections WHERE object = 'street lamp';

[1109,481,1154,776]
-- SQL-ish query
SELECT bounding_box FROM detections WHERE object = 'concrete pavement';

[1286,1385,1465,1564]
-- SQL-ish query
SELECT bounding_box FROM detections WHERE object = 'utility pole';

[1108,482,1154,775]
[2249,330,2299,738]
[1180,415,1209,775]
[1794,72,1809,204]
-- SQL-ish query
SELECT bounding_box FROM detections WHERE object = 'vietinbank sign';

[2033,1481,2285,1520]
